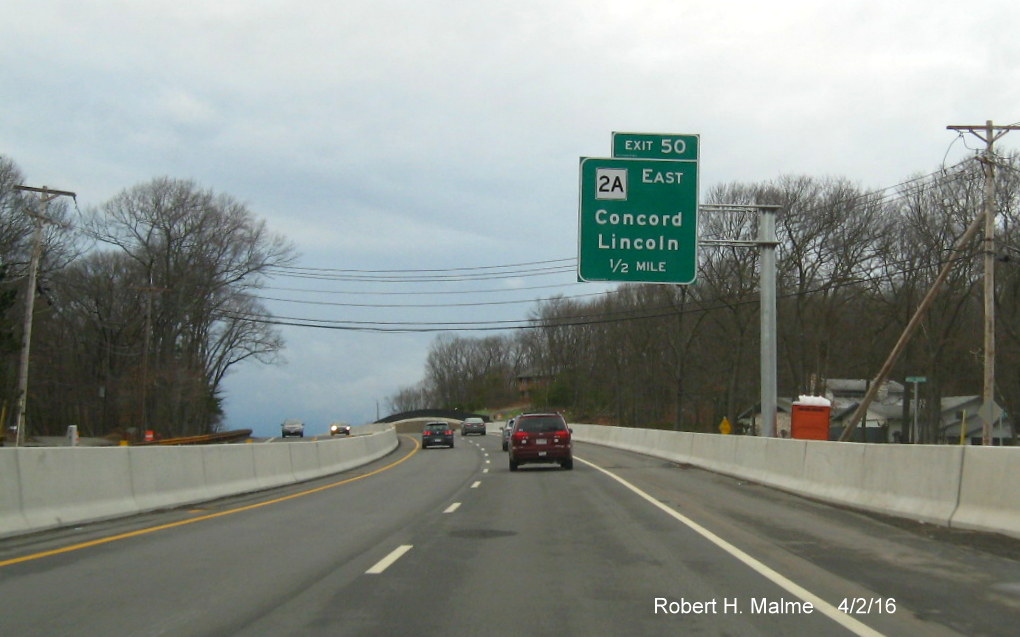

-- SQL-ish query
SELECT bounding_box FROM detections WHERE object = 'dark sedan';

[422,422,455,449]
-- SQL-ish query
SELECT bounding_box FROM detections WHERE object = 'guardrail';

[0,428,398,539]
[570,424,1020,540]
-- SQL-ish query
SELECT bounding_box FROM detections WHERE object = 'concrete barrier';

[0,427,399,539]
[17,447,138,530]
[571,423,1020,540]
[288,440,322,483]
[131,445,209,511]
[800,440,869,506]
[859,444,963,525]
[951,447,1020,537]
[0,450,27,537]
[201,444,259,501]
[252,443,297,490]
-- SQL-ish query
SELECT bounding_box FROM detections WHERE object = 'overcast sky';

[2,1,1019,437]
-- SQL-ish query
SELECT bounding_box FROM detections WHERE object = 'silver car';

[461,417,486,436]
[502,418,516,451]
[281,419,305,438]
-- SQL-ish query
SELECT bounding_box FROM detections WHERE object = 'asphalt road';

[1,432,1018,635]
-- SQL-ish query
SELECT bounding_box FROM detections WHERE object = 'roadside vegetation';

[393,155,1020,442]
[0,156,296,439]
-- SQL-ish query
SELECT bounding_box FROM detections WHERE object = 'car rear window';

[515,417,566,433]
[425,424,448,431]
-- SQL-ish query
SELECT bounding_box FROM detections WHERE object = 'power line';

[231,247,979,333]
[269,257,575,274]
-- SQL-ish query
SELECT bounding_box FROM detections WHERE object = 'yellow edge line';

[0,434,420,569]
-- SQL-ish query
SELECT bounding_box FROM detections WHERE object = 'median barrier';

[951,447,1020,538]
[288,439,322,483]
[201,444,259,501]
[252,442,297,490]
[0,450,27,537]
[131,445,209,511]
[0,427,400,539]
[17,447,138,531]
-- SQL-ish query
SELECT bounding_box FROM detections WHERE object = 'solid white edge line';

[444,502,462,513]
[575,456,886,637]
[365,544,413,575]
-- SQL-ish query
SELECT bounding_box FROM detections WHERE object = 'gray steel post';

[759,206,778,437]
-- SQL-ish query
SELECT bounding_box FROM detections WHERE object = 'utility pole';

[838,210,986,442]
[11,185,76,447]
[947,121,1020,445]
[131,278,167,438]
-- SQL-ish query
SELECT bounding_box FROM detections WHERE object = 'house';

[515,371,555,402]
[739,378,1012,444]
[736,398,793,437]
[938,396,1013,445]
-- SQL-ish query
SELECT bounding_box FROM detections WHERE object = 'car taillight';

[555,430,570,438]
[512,431,527,442]
[445,430,453,435]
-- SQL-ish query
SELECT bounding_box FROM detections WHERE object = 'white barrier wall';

[571,424,1020,540]
[0,428,398,539]
[952,446,1020,535]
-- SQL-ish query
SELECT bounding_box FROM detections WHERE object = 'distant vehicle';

[281,419,305,438]
[461,417,486,436]
[502,418,516,451]
[422,421,455,449]
[508,413,572,471]
[329,422,351,436]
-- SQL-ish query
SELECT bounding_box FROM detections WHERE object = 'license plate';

[538,451,547,457]
[536,439,547,445]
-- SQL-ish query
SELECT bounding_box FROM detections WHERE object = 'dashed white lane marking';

[365,545,413,575]
[444,502,462,513]
[471,481,481,488]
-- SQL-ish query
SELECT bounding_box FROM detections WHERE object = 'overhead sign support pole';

[701,205,781,437]
[759,206,779,438]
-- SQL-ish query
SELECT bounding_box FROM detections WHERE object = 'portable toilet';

[791,395,831,441]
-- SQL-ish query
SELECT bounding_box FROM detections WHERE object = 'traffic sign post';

[577,157,698,284]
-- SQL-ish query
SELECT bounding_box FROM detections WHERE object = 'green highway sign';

[577,157,698,284]
[612,132,699,161]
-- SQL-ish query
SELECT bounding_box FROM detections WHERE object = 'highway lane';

[1,431,1018,635]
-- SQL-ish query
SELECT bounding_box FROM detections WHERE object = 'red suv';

[508,413,573,471]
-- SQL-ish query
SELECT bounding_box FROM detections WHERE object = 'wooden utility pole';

[837,210,986,442]
[131,279,167,438]
[10,185,76,447]
[947,121,1020,445]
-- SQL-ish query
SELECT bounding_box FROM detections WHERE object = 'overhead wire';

[243,161,985,330]
[224,247,979,333]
